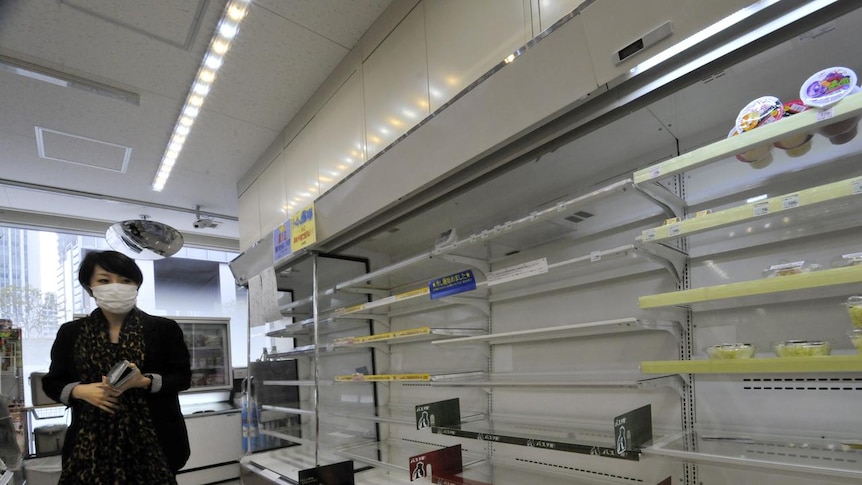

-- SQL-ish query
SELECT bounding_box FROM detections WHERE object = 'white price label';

[816,107,834,121]
[667,224,681,237]
[853,178,862,195]
[782,194,800,210]
[753,201,769,216]
[649,167,661,179]
[590,251,602,262]
[487,258,549,286]
[643,229,656,241]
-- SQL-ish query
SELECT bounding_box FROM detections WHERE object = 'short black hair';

[78,250,144,291]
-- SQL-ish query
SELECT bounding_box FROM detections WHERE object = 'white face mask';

[91,283,138,314]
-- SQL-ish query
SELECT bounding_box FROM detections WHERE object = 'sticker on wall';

[291,203,316,252]
[273,221,291,261]
[429,270,476,300]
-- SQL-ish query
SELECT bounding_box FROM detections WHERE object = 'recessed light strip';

[152,0,250,192]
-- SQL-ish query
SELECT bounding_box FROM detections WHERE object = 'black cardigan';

[42,311,192,472]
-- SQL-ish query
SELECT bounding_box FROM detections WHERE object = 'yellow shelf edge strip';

[335,373,431,382]
[642,176,862,242]
[642,355,862,374]
[334,326,432,345]
[633,90,862,185]
[334,287,430,316]
[639,264,862,309]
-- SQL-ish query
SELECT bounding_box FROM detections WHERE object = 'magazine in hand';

[107,360,136,388]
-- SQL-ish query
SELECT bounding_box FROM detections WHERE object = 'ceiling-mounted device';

[193,205,221,229]
[105,218,184,260]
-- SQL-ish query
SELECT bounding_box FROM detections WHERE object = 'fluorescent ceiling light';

[0,54,140,105]
[152,0,249,192]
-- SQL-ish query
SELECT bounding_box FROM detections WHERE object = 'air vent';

[514,458,645,483]
[564,211,594,224]
[35,127,131,172]
[743,377,862,391]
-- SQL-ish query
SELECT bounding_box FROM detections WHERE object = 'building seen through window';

[0,225,248,407]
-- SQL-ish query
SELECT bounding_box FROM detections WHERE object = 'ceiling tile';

[257,0,393,48]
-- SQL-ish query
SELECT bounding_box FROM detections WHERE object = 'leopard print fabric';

[61,309,176,485]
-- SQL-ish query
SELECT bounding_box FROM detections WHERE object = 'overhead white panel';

[581,0,755,86]
[362,5,429,160]
[282,124,320,218]
[238,181,261,250]
[424,0,528,112]
[316,71,365,196]
[257,152,287,235]
[536,0,587,32]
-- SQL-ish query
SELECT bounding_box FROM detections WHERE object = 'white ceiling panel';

[257,0,394,48]
[0,0,394,247]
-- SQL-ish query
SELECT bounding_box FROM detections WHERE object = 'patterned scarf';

[62,309,176,485]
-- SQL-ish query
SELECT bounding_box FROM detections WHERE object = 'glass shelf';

[333,326,486,347]
[419,372,683,392]
[431,416,638,460]
[334,439,487,474]
[268,344,370,359]
[260,420,376,448]
[240,444,368,483]
[266,316,371,338]
[639,175,862,244]
[644,428,862,481]
[641,355,862,374]
[633,90,862,185]
[639,264,862,311]
[432,317,681,346]
[328,403,485,425]
[334,370,487,383]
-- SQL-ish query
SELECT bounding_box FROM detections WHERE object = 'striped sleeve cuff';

[60,382,79,405]
[148,373,163,393]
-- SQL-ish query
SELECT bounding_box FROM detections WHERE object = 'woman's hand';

[72,378,122,414]
[112,362,152,393]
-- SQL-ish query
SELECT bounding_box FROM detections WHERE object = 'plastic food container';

[762,260,820,278]
[728,127,773,168]
[849,329,862,354]
[845,296,862,328]
[800,67,860,144]
[774,340,831,357]
[773,99,813,157]
[706,343,756,359]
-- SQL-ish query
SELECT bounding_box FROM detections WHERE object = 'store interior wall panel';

[697,465,857,485]
[694,375,862,437]
[314,12,598,244]
[256,151,288,235]
[238,179,262,250]
[580,0,757,87]
[535,0,588,33]
[281,122,320,219]
[424,0,529,113]
[315,71,366,195]
[362,4,430,160]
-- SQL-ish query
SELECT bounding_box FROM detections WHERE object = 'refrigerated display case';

[177,317,231,391]
[229,1,862,484]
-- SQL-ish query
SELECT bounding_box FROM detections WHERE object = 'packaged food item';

[800,67,860,144]
[730,96,783,168]
[774,340,831,357]
[845,296,862,328]
[762,260,820,278]
[849,329,862,354]
[728,127,773,168]
[706,343,756,359]
[773,99,813,157]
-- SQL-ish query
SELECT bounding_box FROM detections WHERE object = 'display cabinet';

[230,2,862,484]
[177,317,232,391]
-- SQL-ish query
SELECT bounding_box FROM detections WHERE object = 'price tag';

[853,178,862,195]
[590,251,602,262]
[782,194,800,210]
[667,224,681,237]
[649,167,661,179]
[753,201,769,216]
[816,107,834,121]
[643,229,656,241]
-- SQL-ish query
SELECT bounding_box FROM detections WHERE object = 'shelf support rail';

[635,242,688,283]
[633,180,687,219]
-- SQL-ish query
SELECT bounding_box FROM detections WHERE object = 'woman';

[42,250,191,484]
